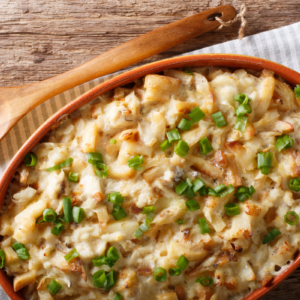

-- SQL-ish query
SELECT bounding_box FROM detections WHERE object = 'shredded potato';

[1,67,300,300]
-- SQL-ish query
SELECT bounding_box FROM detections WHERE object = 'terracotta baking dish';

[1,54,300,300]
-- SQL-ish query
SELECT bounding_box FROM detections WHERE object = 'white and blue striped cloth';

[1,21,300,300]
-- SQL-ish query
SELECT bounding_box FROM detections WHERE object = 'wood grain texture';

[1,0,300,299]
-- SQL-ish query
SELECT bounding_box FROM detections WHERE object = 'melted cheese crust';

[1,67,300,300]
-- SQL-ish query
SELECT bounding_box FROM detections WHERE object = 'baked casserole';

[1,67,300,300]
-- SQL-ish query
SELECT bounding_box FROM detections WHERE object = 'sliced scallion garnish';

[212,111,227,128]
[257,151,273,175]
[174,140,189,158]
[188,106,205,122]
[154,267,167,282]
[12,242,30,260]
[177,118,194,131]
[195,277,214,287]
[128,155,144,171]
[284,211,299,226]
[47,280,62,296]
[262,228,281,244]
[198,218,210,234]
[64,248,79,263]
[166,129,181,143]
[24,152,38,167]
[185,199,200,212]
[275,134,294,152]
[224,203,240,216]
[46,157,73,172]
[68,172,79,183]
[0,249,6,268]
[62,197,72,224]
[199,137,213,155]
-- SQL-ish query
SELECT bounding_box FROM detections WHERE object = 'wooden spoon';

[0,5,235,141]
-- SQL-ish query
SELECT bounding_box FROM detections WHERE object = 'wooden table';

[1,0,300,299]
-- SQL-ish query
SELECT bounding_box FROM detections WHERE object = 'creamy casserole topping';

[1,67,300,300]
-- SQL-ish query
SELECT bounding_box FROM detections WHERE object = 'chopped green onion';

[0,250,6,268]
[146,212,155,225]
[275,134,294,152]
[174,140,189,158]
[184,186,196,199]
[109,139,117,145]
[218,184,235,198]
[154,267,167,282]
[289,178,300,192]
[93,247,120,268]
[235,186,256,202]
[236,103,252,116]
[128,155,144,171]
[51,219,65,236]
[284,211,299,226]
[208,187,219,197]
[234,93,252,104]
[186,199,200,212]
[133,223,150,239]
[142,206,156,214]
[199,137,213,155]
[169,267,182,276]
[176,255,189,270]
[212,111,227,128]
[72,206,84,224]
[294,85,300,99]
[188,106,205,122]
[112,205,127,221]
[186,178,193,187]
[12,242,30,260]
[114,293,123,300]
[36,215,44,224]
[43,208,57,223]
[214,184,226,194]
[177,118,194,131]
[87,152,103,165]
[166,129,181,143]
[93,269,107,288]
[262,228,281,244]
[192,178,205,193]
[198,218,210,234]
[195,277,214,287]
[257,152,273,175]
[199,186,208,196]
[104,270,118,290]
[68,172,79,183]
[47,280,62,296]
[46,157,73,172]
[92,255,109,267]
[234,116,248,132]
[62,197,72,223]
[176,219,185,225]
[184,67,194,75]
[64,248,79,263]
[24,152,38,167]
[160,139,172,152]
[107,247,120,267]
[176,181,189,195]
[224,203,240,216]
[108,192,125,205]
[94,163,108,178]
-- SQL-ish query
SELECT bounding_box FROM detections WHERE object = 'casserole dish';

[0,53,300,300]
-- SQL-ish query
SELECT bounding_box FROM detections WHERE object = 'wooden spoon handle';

[0,5,235,140]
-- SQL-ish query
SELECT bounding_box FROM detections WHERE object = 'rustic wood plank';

[1,0,300,299]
